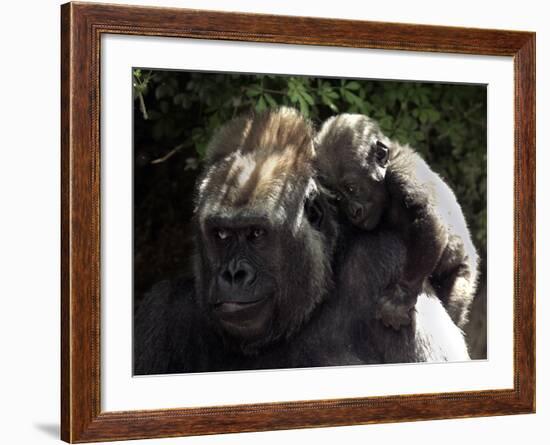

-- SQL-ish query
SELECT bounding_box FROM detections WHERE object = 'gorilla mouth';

[215,298,263,311]
[213,296,273,338]
[351,215,377,231]
[360,219,377,231]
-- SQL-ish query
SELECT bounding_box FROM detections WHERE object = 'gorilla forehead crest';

[197,107,316,226]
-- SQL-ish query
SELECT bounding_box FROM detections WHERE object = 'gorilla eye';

[345,184,356,194]
[375,140,389,165]
[250,227,266,240]
[214,228,231,240]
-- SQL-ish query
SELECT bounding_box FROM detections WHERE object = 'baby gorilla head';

[315,114,391,230]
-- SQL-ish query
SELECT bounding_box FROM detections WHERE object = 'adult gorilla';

[134,107,468,375]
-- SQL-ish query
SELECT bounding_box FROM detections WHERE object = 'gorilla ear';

[374,140,390,166]
[304,195,324,230]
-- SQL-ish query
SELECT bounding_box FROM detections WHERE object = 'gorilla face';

[332,159,388,231]
[203,216,279,340]
[193,108,337,354]
[316,114,391,231]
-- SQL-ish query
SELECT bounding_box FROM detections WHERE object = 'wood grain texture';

[60,2,536,442]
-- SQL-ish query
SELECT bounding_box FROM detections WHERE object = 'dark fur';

[315,114,479,329]
[134,108,470,375]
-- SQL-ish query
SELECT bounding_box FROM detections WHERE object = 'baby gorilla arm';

[376,157,449,330]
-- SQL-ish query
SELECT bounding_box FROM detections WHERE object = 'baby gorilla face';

[315,113,391,231]
[335,166,389,230]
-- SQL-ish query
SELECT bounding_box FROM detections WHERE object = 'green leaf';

[301,91,315,106]
[322,96,338,112]
[246,85,262,97]
[173,93,185,105]
[264,93,278,108]
[256,96,267,112]
[345,81,361,90]
[159,100,170,114]
[379,116,393,131]
[297,96,309,117]
[418,109,429,124]
[342,89,362,106]
[155,83,172,100]
[428,109,441,123]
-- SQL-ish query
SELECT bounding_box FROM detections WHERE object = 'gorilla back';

[134,108,470,375]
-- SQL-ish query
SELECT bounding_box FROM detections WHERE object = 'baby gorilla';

[315,114,478,329]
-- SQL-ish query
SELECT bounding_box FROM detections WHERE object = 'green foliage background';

[133,69,486,300]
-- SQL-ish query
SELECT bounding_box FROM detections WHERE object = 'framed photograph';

[61,2,535,442]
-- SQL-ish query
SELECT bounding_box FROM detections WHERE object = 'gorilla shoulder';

[134,278,205,374]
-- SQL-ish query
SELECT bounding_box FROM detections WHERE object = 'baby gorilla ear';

[374,140,390,166]
[304,195,324,230]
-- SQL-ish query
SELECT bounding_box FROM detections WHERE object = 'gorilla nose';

[220,259,256,288]
[349,201,364,222]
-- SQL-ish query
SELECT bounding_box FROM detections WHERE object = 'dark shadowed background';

[133,69,487,359]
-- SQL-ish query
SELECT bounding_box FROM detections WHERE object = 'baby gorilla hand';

[375,283,419,330]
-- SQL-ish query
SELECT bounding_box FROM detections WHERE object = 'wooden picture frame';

[61,1,535,442]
